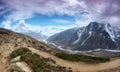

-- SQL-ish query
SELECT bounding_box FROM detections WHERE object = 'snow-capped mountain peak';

[48,22,120,51]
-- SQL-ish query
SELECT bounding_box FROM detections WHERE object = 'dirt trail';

[29,47,120,72]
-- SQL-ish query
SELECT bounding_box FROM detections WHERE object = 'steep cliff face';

[48,22,120,51]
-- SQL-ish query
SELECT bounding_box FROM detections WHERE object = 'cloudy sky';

[0,0,120,37]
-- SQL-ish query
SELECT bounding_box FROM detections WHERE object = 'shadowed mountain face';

[48,22,120,51]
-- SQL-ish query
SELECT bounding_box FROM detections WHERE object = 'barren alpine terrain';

[0,29,120,72]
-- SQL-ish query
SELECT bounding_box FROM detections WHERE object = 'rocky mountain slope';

[48,22,120,51]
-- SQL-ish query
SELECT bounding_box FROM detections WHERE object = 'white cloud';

[108,16,120,26]
[1,21,11,29]
[6,11,34,21]
[2,0,87,21]
[65,0,79,6]
[2,20,76,37]
[52,19,70,24]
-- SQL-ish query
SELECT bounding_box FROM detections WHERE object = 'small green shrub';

[21,52,71,72]
[21,52,46,72]
[55,52,110,63]
[10,47,30,58]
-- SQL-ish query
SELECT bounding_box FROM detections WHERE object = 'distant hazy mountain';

[48,22,120,51]
[10,22,48,40]
[7,22,73,41]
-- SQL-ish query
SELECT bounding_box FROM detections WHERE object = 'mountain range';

[48,22,120,51]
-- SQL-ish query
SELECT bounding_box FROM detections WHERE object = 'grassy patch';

[21,52,72,72]
[55,52,110,63]
[10,47,72,72]
[10,47,30,58]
